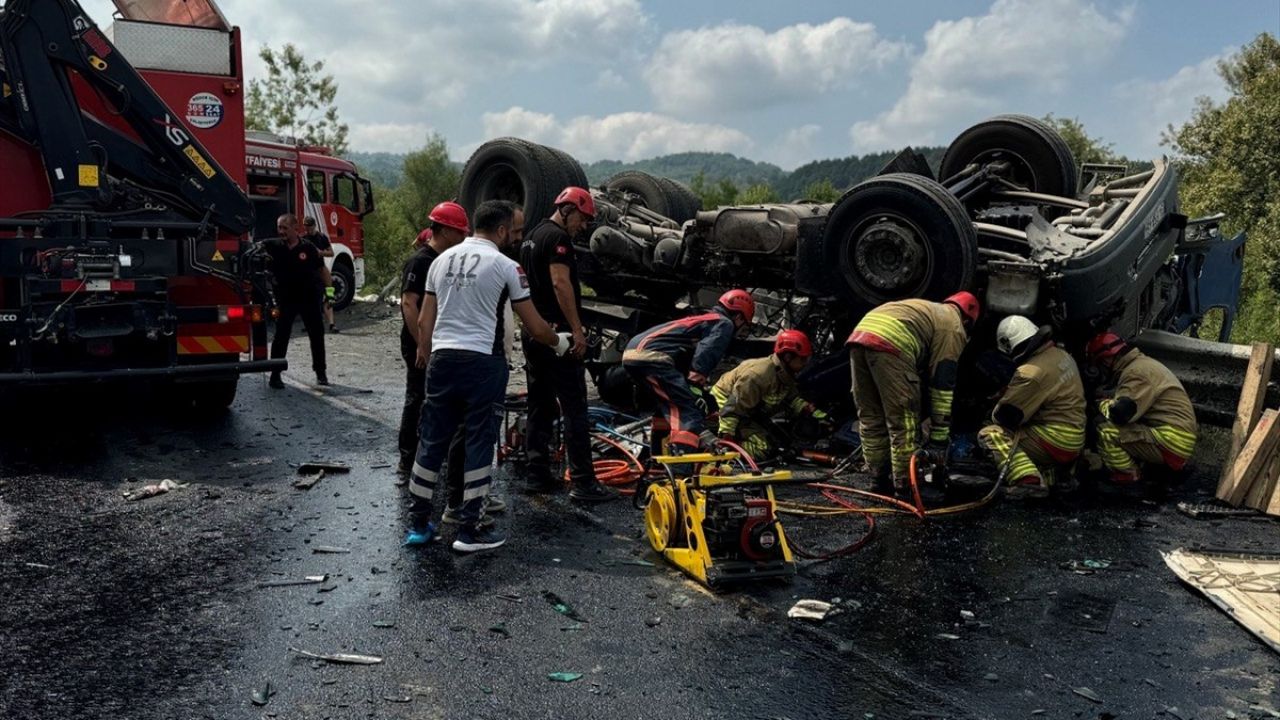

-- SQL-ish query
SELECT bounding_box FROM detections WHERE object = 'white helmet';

[996,315,1040,357]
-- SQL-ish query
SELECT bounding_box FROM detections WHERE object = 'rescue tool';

[643,452,796,590]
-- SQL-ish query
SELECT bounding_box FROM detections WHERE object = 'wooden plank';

[1245,447,1280,511]
[1267,477,1280,517]
[1222,409,1280,506]
[1217,342,1274,499]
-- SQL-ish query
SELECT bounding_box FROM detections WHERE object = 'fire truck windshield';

[110,0,230,30]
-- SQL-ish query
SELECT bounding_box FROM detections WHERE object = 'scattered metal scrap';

[289,647,383,665]
[122,479,187,501]
[1163,547,1280,653]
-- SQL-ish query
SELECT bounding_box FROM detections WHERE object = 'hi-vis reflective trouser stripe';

[1098,422,1195,472]
[894,410,920,481]
[710,385,737,436]
[854,313,921,363]
[1026,423,1086,457]
[929,388,954,442]
[177,335,249,354]
[978,425,1042,484]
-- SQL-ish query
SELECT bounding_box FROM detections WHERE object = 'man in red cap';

[518,187,616,501]
[847,292,979,496]
[397,202,468,475]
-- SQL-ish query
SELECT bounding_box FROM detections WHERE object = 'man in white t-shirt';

[407,200,570,553]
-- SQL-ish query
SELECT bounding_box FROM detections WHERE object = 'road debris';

[298,462,351,474]
[496,593,523,603]
[123,478,187,501]
[1072,687,1103,703]
[293,470,325,490]
[289,647,383,665]
[312,546,351,554]
[543,591,587,622]
[1163,547,1280,653]
[250,682,275,706]
[372,621,396,628]
[257,574,328,588]
[935,633,961,641]
[383,695,412,703]
[547,672,583,683]
[787,599,838,621]
[489,623,511,639]
[644,616,662,628]
[668,593,693,610]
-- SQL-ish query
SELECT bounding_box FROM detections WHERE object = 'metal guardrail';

[1134,330,1279,427]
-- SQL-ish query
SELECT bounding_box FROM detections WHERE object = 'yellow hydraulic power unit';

[643,452,795,590]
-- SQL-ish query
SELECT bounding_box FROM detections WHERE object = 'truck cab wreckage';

[459,115,1249,424]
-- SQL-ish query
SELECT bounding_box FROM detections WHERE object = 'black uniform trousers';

[522,333,596,487]
[271,291,326,372]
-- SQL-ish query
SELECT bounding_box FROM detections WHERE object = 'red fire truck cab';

[245,133,373,310]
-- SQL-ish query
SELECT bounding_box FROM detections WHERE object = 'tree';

[738,183,780,204]
[246,43,349,154]
[1166,33,1280,343]
[801,179,842,203]
[689,171,740,209]
[357,135,462,290]
[1042,114,1117,165]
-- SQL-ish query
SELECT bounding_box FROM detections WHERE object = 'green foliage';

[356,135,462,290]
[801,179,841,203]
[246,44,349,154]
[689,172,741,210]
[777,147,946,199]
[738,183,781,204]
[1042,114,1118,165]
[585,153,784,188]
[1166,33,1280,344]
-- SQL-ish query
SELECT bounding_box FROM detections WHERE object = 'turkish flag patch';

[555,244,569,255]
[517,266,530,288]
[298,252,308,261]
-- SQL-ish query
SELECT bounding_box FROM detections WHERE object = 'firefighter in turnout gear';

[847,292,979,495]
[978,315,1087,498]
[712,329,828,461]
[1085,332,1197,483]
[624,289,755,452]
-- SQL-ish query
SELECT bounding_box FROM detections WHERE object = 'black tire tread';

[940,114,1078,198]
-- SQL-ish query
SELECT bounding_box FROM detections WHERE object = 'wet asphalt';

[1,303,1277,720]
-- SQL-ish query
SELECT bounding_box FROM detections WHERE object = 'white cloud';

[762,125,822,170]
[645,18,908,115]
[594,69,628,91]
[348,122,439,152]
[1113,51,1230,157]
[851,0,1132,152]
[480,107,754,161]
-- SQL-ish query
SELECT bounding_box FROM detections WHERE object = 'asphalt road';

[1,303,1277,720]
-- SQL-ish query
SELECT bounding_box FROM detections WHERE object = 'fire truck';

[245,132,373,311]
[0,0,367,408]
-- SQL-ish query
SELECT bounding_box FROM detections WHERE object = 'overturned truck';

[459,115,1246,423]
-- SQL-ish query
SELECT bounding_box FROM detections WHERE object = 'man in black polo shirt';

[519,187,616,502]
[302,216,339,333]
[264,214,327,387]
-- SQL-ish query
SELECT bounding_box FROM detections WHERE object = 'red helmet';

[1086,331,1128,363]
[428,201,470,233]
[944,291,981,325]
[415,228,433,246]
[718,289,755,322]
[774,329,813,359]
[555,187,596,219]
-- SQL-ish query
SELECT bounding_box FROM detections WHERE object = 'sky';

[83,0,1279,169]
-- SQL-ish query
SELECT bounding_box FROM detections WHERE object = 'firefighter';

[407,200,570,553]
[711,329,829,461]
[265,213,328,387]
[847,293,979,495]
[302,216,339,333]
[519,187,616,501]
[978,315,1086,497]
[1085,331,1197,483]
[623,290,756,453]
[397,203,469,475]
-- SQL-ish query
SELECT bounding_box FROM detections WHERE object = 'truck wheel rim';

[846,213,931,295]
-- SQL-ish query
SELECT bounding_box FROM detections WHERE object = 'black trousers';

[522,334,595,486]
[399,346,426,466]
[271,293,326,372]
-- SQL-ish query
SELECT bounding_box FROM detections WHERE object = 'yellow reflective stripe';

[929,388,954,441]
[891,410,920,479]
[1096,423,1136,471]
[1028,423,1085,451]
[1099,398,1114,418]
[711,385,740,435]
[855,313,920,362]
[979,426,1040,482]
[1151,426,1196,458]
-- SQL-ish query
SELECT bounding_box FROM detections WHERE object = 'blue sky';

[84,0,1278,169]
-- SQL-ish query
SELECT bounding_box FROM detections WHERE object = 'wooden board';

[1267,468,1280,517]
[1245,448,1280,512]
[1220,409,1280,506]
[1163,548,1280,654]
[1218,342,1275,498]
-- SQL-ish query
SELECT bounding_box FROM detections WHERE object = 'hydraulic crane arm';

[0,0,254,234]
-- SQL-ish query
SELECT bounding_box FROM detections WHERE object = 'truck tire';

[821,173,977,312]
[655,176,702,224]
[939,114,1078,200]
[459,138,586,222]
[331,258,356,311]
[604,171,686,222]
